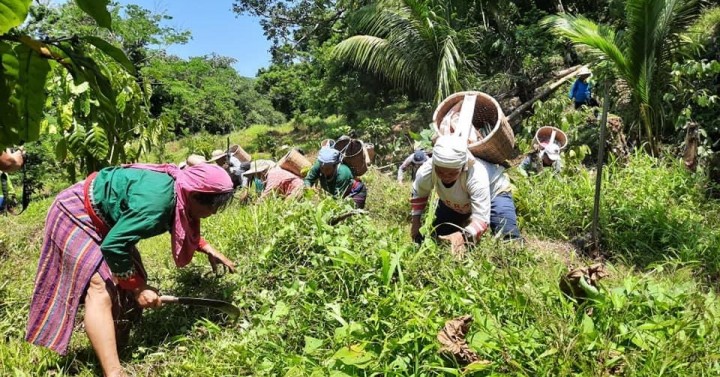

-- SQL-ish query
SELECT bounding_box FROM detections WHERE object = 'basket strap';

[456,94,477,141]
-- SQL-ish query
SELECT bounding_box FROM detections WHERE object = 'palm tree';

[331,0,479,104]
[543,0,700,155]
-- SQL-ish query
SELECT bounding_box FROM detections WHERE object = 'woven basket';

[534,126,568,149]
[432,91,515,164]
[365,143,376,164]
[229,144,252,162]
[278,148,311,177]
[334,138,368,177]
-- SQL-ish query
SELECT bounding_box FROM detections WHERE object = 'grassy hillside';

[1,152,720,376]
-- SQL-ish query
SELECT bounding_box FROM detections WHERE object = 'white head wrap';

[432,136,469,169]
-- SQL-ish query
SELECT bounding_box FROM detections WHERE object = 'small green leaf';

[581,314,595,335]
[463,360,492,372]
[70,81,89,95]
[303,336,322,355]
[55,138,67,161]
[82,36,136,75]
[331,344,375,369]
[271,301,289,320]
[74,0,112,30]
[0,0,31,35]
[85,123,109,160]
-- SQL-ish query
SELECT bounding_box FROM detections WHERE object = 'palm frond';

[542,15,629,79]
[332,35,434,98]
[435,36,461,103]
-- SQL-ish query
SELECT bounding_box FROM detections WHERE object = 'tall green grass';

[512,151,720,277]
[1,154,720,375]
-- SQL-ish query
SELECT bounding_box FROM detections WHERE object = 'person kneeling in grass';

[26,163,236,377]
[409,136,522,256]
[304,146,367,209]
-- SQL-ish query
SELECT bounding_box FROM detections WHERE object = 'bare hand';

[439,232,466,258]
[207,250,236,275]
[134,285,161,309]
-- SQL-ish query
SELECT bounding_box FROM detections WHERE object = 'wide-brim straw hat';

[242,159,276,176]
[186,154,207,167]
[207,149,227,163]
[577,66,592,77]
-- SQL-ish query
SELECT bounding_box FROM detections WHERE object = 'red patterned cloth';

[262,167,304,197]
[26,182,146,354]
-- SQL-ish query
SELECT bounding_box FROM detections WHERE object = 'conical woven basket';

[278,148,312,177]
[432,91,515,164]
[334,137,368,177]
[229,144,252,162]
[534,126,568,149]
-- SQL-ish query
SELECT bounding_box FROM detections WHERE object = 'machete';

[160,295,241,319]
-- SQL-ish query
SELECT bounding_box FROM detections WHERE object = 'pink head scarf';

[123,163,233,267]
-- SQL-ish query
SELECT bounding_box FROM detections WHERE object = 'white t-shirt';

[410,157,511,238]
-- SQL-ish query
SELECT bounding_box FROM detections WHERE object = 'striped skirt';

[25,181,145,355]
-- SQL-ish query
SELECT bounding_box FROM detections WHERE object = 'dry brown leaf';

[560,263,609,302]
[437,315,481,364]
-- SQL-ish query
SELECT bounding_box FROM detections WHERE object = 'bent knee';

[86,273,112,305]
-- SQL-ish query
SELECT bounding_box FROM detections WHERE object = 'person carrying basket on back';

[304,146,367,209]
[410,136,522,257]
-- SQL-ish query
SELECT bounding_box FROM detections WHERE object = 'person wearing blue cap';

[304,146,367,208]
[397,150,428,183]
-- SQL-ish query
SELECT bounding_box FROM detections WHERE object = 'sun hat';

[542,143,561,161]
[178,161,188,170]
[578,66,592,77]
[242,159,276,176]
[412,150,428,164]
[208,149,228,163]
[186,154,207,167]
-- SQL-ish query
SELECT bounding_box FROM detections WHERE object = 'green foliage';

[665,59,720,159]
[0,0,169,176]
[0,42,50,145]
[3,160,720,375]
[512,152,720,274]
[0,0,30,35]
[81,36,136,75]
[179,130,218,160]
[73,0,111,29]
[145,55,285,135]
[543,0,702,154]
[333,0,479,103]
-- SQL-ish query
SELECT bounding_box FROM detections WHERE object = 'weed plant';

[1,154,719,375]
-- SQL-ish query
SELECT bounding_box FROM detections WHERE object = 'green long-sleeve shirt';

[92,167,175,275]
[303,162,354,197]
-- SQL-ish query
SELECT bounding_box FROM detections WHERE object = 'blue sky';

[115,0,271,77]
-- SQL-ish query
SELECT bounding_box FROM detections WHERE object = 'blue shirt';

[569,79,592,103]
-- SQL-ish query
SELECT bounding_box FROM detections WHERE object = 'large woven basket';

[229,144,252,162]
[534,126,568,149]
[432,91,515,164]
[278,148,311,177]
[334,137,368,177]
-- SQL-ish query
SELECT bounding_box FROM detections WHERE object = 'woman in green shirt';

[304,146,367,208]
[27,163,235,377]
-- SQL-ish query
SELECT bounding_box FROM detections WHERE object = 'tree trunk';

[506,66,583,126]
